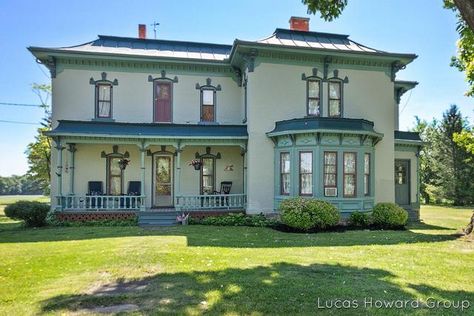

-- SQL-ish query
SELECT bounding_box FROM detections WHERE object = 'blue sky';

[0,0,472,176]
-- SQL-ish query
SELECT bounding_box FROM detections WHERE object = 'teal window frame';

[299,151,313,196]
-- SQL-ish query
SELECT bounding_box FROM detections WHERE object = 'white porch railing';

[57,195,145,211]
[176,194,246,210]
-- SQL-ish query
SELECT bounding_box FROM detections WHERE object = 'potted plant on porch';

[189,159,202,170]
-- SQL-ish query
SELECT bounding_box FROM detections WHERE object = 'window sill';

[198,121,219,125]
[92,118,115,122]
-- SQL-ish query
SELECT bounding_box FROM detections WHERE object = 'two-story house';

[29,17,423,223]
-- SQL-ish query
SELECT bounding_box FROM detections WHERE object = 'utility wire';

[0,102,45,107]
[399,90,413,114]
[0,119,41,125]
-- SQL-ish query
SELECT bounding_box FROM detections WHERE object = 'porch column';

[242,146,248,209]
[174,145,182,208]
[140,146,146,211]
[54,138,65,211]
[67,144,76,195]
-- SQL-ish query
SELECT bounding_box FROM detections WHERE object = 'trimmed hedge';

[349,211,371,228]
[371,202,408,229]
[190,213,276,227]
[4,201,50,227]
[279,198,340,231]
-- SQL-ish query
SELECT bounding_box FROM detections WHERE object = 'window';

[324,152,337,196]
[307,80,321,116]
[201,89,215,122]
[299,152,313,195]
[364,153,370,196]
[96,83,112,118]
[280,152,290,195]
[343,152,357,197]
[154,81,172,122]
[201,157,215,194]
[328,81,342,117]
[107,156,122,195]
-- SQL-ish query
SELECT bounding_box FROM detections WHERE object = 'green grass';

[0,199,473,315]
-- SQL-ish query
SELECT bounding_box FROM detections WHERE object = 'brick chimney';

[138,24,146,39]
[289,16,310,32]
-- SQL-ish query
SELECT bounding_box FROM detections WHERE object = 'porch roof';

[46,120,248,139]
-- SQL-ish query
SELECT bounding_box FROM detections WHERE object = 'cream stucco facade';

[31,20,422,219]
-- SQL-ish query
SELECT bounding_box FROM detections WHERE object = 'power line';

[0,102,45,107]
[0,119,41,125]
[400,90,413,114]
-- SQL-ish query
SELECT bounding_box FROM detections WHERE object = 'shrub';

[55,217,138,227]
[371,202,408,229]
[349,211,371,227]
[190,213,275,227]
[280,197,340,231]
[4,200,50,227]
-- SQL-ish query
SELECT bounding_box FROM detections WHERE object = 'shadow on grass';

[0,222,462,248]
[40,262,473,315]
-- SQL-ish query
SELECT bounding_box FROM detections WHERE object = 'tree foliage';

[25,84,51,194]
[0,175,44,195]
[302,0,474,97]
[415,105,474,205]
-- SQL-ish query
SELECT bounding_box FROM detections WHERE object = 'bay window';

[299,151,313,196]
[343,152,357,197]
[324,152,337,196]
[364,153,371,196]
[280,152,290,195]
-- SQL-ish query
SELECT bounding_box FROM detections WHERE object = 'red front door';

[154,82,172,122]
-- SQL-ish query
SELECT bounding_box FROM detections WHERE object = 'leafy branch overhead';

[302,0,474,97]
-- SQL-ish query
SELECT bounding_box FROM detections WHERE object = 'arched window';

[90,72,118,119]
[196,78,221,123]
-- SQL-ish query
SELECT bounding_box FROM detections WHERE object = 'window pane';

[344,153,356,173]
[364,154,370,174]
[308,80,320,98]
[109,158,121,176]
[324,165,336,174]
[98,85,111,101]
[308,99,320,116]
[202,90,214,105]
[364,175,369,195]
[202,158,214,175]
[156,157,171,183]
[281,174,290,195]
[329,82,341,99]
[202,175,213,194]
[157,84,170,99]
[300,174,312,195]
[201,105,214,122]
[110,176,121,195]
[281,153,290,173]
[324,152,336,165]
[325,174,336,186]
[300,152,312,173]
[98,102,111,117]
[329,100,341,117]
[344,175,356,196]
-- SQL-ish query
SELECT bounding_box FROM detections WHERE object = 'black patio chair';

[87,181,103,208]
[214,181,232,206]
[125,181,142,208]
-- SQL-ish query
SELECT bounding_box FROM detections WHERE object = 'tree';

[430,105,474,205]
[302,0,474,97]
[25,84,51,194]
[411,117,437,204]
[453,129,474,155]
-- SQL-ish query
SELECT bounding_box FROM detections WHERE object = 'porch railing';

[176,194,246,210]
[57,195,145,211]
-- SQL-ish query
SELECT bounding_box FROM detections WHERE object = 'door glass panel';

[154,156,173,207]
[396,164,406,184]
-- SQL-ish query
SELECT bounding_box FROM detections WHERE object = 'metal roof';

[32,35,232,61]
[256,28,382,53]
[29,29,416,63]
[394,131,422,142]
[267,117,383,138]
[46,120,248,139]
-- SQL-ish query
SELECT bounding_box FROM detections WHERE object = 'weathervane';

[150,21,160,39]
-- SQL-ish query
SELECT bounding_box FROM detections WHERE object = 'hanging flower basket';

[118,158,130,171]
[189,159,202,170]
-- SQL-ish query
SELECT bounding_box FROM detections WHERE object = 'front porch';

[48,120,248,214]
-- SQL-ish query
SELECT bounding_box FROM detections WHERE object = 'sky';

[0,0,472,176]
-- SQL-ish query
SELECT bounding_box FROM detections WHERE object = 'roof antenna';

[150,21,160,39]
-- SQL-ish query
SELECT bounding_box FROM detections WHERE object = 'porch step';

[138,211,179,227]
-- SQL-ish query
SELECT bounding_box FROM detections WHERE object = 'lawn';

[0,197,473,315]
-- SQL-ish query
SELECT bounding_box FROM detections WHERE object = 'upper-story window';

[96,84,112,118]
[196,78,221,123]
[90,72,118,120]
[328,81,342,117]
[148,71,179,123]
[307,80,321,116]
